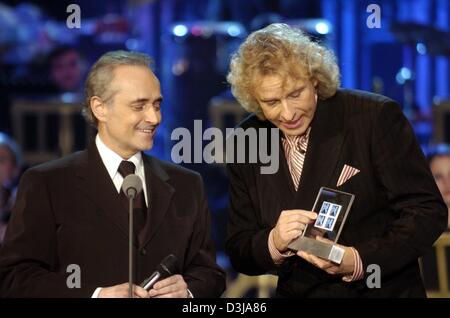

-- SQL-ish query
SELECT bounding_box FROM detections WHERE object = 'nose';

[279,99,295,121]
[144,106,161,125]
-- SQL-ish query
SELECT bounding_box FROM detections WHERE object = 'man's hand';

[297,236,355,276]
[148,274,189,298]
[98,283,149,298]
[272,210,317,252]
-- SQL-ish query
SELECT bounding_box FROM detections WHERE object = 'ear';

[90,96,108,124]
[312,79,318,88]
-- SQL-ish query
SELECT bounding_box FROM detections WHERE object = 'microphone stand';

[127,190,136,298]
[122,174,143,299]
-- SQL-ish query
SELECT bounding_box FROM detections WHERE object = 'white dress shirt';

[95,134,148,205]
[91,134,148,298]
[91,135,193,298]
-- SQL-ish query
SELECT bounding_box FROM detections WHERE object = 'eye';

[132,104,145,111]
[153,101,161,110]
[289,88,304,98]
[266,100,279,107]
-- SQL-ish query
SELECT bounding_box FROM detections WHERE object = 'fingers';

[280,210,317,224]
[282,209,318,219]
[283,221,307,233]
[149,275,188,298]
[297,251,338,274]
[153,275,180,289]
[151,290,188,298]
[98,283,150,298]
[133,285,150,298]
[273,210,318,252]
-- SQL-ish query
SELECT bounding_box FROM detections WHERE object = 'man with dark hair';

[0,51,225,298]
[47,45,84,93]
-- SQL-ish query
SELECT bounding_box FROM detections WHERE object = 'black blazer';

[0,143,225,297]
[225,89,447,297]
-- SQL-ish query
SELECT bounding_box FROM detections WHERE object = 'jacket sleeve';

[354,101,447,277]
[225,162,278,275]
[0,169,97,297]
[183,174,226,297]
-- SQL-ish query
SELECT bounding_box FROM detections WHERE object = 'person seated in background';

[420,144,450,292]
[0,133,22,244]
[427,144,450,229]
[48,45,85,95]
[46,45,88,152]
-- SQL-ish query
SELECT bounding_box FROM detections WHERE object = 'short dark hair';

[48,45,79,64]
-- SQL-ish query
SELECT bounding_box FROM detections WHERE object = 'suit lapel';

[140,156,174,248]
[257,120,296,220]
[294,97,347,209]
[75,143,130,242]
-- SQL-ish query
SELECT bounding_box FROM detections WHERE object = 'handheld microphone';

[122,174,143,199]
[140,254,179,291]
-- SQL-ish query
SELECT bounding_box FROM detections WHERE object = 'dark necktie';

[118,160,147,241]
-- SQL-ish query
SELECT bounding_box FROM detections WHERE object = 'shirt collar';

[282,127,311,149]
[95,134,144,180]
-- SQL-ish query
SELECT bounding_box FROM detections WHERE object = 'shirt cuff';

[342,247,364,282]
[268,229,295,265]
[91,287,102,298]
[187,289,194,298]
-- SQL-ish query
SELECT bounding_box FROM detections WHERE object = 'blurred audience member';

[420,144,450,292]
[428,144,450,229]
[0,133,22,244]
[48,45,85,94]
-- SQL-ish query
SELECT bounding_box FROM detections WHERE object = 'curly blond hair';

[227,23,340,119]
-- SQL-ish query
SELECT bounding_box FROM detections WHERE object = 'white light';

[396,73,405,85]
[61,93,77,103]
[227,25,241,37]
[173,25,188,37]
[125,39,139,50]
[416,42,427,55]
[400,67,412,80]
[315,22,329,35]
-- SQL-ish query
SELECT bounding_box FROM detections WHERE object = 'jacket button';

[141,249,146,255]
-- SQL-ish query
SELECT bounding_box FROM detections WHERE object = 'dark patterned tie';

[118,161,147,241]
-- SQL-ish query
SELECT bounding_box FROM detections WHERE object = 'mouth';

[136,127,157,136]
[281,117,303,130]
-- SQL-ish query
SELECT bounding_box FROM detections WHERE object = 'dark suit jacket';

[225,89,447,297]
[0,143,225,297]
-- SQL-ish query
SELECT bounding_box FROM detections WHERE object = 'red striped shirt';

[281,128,310,190]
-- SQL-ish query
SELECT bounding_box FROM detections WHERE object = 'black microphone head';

[121,174,143,198]
[159,254,179,277]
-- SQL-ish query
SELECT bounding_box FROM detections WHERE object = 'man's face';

[254,74,318,137]
[96,65,162,159]
[0,146,17,187]
[431,155,450,207]
[51,50,82,92]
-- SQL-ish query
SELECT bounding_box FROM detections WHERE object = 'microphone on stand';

[121,174,143,298]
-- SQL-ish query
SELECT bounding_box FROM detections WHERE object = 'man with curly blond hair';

[225,23,447,297]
